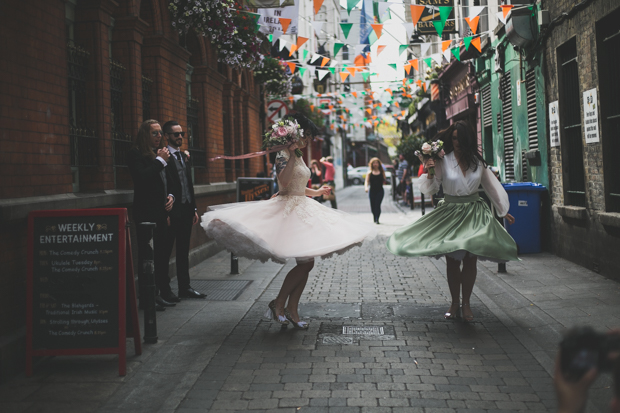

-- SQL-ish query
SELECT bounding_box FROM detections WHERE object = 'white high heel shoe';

[264,300,289,325]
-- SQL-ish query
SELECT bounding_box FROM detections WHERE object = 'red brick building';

[0,0,266,379]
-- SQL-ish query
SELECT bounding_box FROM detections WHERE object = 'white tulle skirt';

[201,195,376,264]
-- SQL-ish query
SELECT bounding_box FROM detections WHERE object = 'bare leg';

[445,257,462,318]
[275,259,313,319]
[285,259,313,321]
[460,254,478,321]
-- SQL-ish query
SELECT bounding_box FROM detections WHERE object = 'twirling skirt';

[387,193,519,263]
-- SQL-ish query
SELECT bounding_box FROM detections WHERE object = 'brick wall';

[543,0,620,279]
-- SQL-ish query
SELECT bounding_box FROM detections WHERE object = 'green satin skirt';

[387,193,519,263]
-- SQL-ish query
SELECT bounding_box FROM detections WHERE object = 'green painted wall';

[476,37,549,188]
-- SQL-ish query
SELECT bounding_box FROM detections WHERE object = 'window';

[524,68,539,182]
[481,85,494,165]
[557,38,585,207]
[596,9,620,212]
[185,64,206,181]
[500,71,514,181]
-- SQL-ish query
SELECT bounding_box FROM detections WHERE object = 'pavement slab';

[1,184,618,412]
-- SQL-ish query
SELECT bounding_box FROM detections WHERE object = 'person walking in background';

[320,156,337,209]
[365,157,385,224]
[396,154,409,205]
[310,159,324,203]
[387,121,518,322]
[161,120,207,301]
[126,119,175,311]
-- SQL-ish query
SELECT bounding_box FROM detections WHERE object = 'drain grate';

[322,336,354,345]
[172,280,252,301]
[343,326,384,335]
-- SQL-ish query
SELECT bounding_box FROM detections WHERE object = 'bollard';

[139,222,158,344]
[420,193,426,215]
[498,263,507,273]
[230,253,239,275]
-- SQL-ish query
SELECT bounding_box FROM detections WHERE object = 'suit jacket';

[166,149,197,219]
[127,147,168,223]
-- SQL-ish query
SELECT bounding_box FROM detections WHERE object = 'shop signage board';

[237,178,275,202]
[549,101,560,147]
[415,0,456,35]
[27,209,141,377]
[583,88,600,144]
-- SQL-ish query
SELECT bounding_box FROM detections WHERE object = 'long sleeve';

[418,160,443,196]
[481,167,510,217]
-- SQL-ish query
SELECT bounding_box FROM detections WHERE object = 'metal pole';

[231,253,239,275]
[420,193,425,215]
[139,222,158,344]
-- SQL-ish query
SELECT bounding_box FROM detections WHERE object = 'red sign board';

[27,208,141,376]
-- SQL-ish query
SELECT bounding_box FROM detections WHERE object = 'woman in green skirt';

[387,121,518,322]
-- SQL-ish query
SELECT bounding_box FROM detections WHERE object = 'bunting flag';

[433,21,445,37]
[340,71,350,82]
[399,44,409,56]
[388,63,397,70]
[298,67,307,76]
[471,36,481,53]
[347,0,361,15]
[340,23,353,39]
[310,104,314,111]
[501,5,514,19]
[289,45,298,56]
[409,59,419,71]
[271,30,283,45]
[451,47,461,61]
[423,57,432,68]
[366,108,372,114]
[439,6,453,24]
[278,39,287,51]
[465,16,480,35]
[496,11,507,25]
[377,45,387,56]
[310,53,320,64]
[420,42,431,56]
[328,67,335,74]
[352,91,358,97]
[410,5,425,26]
[320,57,330,67]
[286,62,296,73]
[313,0,324,15]
[416,79,422,87]
[443,47,453,63]
[403,22,414,39]
[296,36,308,49]
[394,101,400,107]
[333,42,344,57]
[311,21,324,37]
[404,63,412,75]
[317,69,329,80]
[302,49,309,61]
[468,5,485,18]
[431,53,443,65]
[371,24,383,39]
[386,88,392,96]
[378,3,391,20]
[361,72,370,81]
[463,36,472,51]
[442,40,452,52]
[279,18,291,34]
[346,67,357,77]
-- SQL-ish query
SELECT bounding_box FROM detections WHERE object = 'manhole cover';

[322,336,354,345]
[343,326,384,335]
[172,280,252,301]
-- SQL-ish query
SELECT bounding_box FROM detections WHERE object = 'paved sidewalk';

[1,185,619,412]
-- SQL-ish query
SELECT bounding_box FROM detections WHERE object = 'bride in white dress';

[201,115,375,328]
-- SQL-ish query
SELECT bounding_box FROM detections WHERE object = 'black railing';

[67,42,98,167]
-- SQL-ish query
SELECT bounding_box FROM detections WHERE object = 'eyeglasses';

[151,130,163,137]
[167,132,185,137]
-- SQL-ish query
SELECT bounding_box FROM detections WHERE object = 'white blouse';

[419,152,511,217]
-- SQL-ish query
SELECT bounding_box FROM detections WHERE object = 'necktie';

[175,152,182,162]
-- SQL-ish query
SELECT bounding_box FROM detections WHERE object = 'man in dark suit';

[161,120,207,300]
[127,119,177,311]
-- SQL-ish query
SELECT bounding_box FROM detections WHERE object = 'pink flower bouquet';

[415,140,445,175]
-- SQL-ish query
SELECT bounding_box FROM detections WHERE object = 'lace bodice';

[276,151,310,196]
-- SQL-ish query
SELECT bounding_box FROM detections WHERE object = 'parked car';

[348,166,369,185]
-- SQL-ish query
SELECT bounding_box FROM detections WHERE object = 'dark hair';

[615,358,620,398]
[437,120,486,172]
[133,119,163,159]
[162,120,180,134]
[286,112,320,139]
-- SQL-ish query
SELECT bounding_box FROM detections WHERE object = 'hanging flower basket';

[253,57,292,97]
[168,0,264,69]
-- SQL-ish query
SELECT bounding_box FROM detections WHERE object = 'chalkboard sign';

[237,177,275,202]
[27,209,141,376]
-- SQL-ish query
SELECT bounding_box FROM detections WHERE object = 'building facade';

[542,0,620,279]
[0,0,264,379]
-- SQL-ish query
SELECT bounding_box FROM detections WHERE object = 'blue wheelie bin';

[502,182,547,254]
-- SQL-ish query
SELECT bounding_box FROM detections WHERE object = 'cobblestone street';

[2,184,619,413]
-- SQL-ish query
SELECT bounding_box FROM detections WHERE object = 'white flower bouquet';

[262,119,304,158]
[415,140,445,175]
